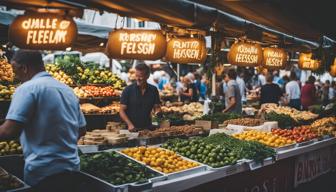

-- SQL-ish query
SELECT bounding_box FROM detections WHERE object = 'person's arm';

[181,87,193,97]
[1,86,35,141]
[0,120,23,141]
[153,88,161,115]
[119,104,135,132]
[223,84,236,113]
[223,96,237,113]
[77,105,87,140]
[119,88,135,132]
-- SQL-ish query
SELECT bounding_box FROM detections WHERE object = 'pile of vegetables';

[265,112,295,129]
[198,113,240,124]
[162,133,275,167]
[80,152,161,185]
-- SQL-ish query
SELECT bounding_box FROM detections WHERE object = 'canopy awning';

[0,0,335,52]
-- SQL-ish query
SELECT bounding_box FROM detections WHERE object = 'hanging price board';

[298,53,321,71]
[106,29,166,60]
[165,37,207,64]
[262,47,288,69]
[9,13,77,50]
[227,42,263,67]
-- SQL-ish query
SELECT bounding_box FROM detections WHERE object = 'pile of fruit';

[121,147,199,173]
[262,104,318,122]
[162,139,239,168]
[80,152,160,185]
[0,85,15,100]
[232,130,295,148]
[223,118,265,127]
[163,133,275,166]
[0,141,22,156]
[0,167,24,191]
[0,58,14,82]
[272,126,318,143]
[138,125,204,138]
[73,85,118,98]
[45,64,74,86]
[78,129,128,145]
[310,117,336,137]
[80,103,120,114]
[161,102,203,114]
[78,68,125,89]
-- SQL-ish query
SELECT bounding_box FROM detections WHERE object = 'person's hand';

[128,123,136,132]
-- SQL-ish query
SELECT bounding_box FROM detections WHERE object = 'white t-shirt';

[236,77,246,102]
[329,87,335,100]
[286,80,301,100]
[258,74,266,86]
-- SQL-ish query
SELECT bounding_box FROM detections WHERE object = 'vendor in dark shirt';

[120,64,161,131]
[260,74,284,105]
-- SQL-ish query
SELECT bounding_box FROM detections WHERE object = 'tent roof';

[0,0,335,51]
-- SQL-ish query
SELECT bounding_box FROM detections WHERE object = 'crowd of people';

[125,64,336,114]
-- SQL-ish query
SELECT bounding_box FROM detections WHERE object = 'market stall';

[0,0,336,192]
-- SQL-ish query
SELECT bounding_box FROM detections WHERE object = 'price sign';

[165,37,207,64]
[9,13,77,50]
[106,29,166,60]
[262,47,288,69]
[227,42,263,67]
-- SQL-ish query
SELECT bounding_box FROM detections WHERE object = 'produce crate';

[195,120,219,130]
[117,148,207,180]
[0,167,30,192]
[0,155,24,180]
[272,143,297,152]
[246,157,275,170]
[80,151,164,191]
[295,139,316,147]
[205,159,246,176]
[79,172,151,192]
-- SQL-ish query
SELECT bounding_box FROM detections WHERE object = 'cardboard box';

[195,120,218,130]
[160,120,170,128]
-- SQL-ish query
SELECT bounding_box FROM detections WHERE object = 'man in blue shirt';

[0,50,86,188]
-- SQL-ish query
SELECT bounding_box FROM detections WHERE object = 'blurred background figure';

[301,76,316,110]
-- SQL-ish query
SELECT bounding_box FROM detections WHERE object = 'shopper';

[322,80,330,105]
[285,72,301,110]
[120,64,161,131]
[222,68,242,114]
[260,74,283,105]
[236,72,246,104]
[180,76,194,102]
[0,50,86,188]
[301,76,317,110]
[258,68,268,86]
[329,81,335,101]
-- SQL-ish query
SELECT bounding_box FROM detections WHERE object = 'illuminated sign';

[8,13,77,50]
[106,29,166,60]
[227,42,263,67]
[165,37,207,64]
[298,53,320,71]
[262,47,288,69]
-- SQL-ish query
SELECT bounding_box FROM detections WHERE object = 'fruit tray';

[272,143,297,152]
[246,157,275,170]
[116,148,207,181]
[79,171,151,192]
[104,149,167,183]
[80,151,164,192]
[296,139,316,147]
[206,159,246,176]
[0,167,30,192]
